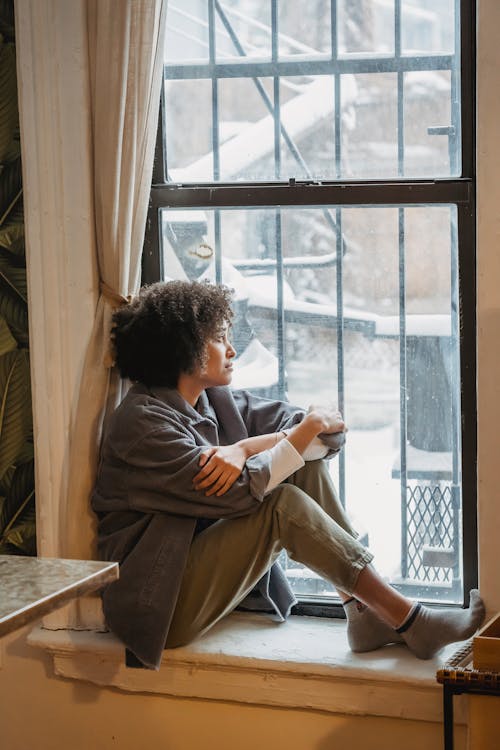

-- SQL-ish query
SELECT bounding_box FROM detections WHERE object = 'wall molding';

[28,612,466,725]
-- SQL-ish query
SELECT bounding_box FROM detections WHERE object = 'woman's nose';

[227,343,236,358]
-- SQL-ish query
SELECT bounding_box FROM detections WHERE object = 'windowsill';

[28,611,465,724]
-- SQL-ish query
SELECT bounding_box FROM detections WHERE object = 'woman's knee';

[266,483,317,520]
[291,458,329,480]
[287,458,336,494]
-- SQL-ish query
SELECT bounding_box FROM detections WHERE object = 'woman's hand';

[306,405,347,434]
[285,406,346,456]
[193,443,248,497]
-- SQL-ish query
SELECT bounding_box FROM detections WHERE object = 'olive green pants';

[166,459,373,647]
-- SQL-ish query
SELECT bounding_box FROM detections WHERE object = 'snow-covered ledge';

[28,612,465,725]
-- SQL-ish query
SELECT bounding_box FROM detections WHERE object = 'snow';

[170,75,358,182]
[243,273,452,338]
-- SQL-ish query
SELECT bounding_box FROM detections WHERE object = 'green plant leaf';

[0,193,23,253]
[0,462,14,493]
[0,459,34,531]
[0,459,35,556]
[0,512,36,555]
[4,520,36,550]
[0,264,28,341]
[0,254,27,300]
[0,1,34,556]
[0,42,18,163]
[0,1,15,43]
[0,350,32,478]
[0,157,22,218]
[0,191,22,225]
[14,440,34,466]
[0,313,15,355]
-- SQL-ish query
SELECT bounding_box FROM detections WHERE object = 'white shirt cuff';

[280,429,330,461]
[264,438,305,494]
[301,435,330,461]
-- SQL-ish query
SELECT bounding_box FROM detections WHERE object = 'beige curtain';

[61,0,167,560]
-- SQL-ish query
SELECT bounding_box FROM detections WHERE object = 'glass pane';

[160,204,462,604]
[340,208,400,582]
[402,0,455,55]
[278,0,331,59]
[341,73,398,178]
[403,207,459,589]
[164,0,461,180]
[165,0,209,63]
[218,77,275,181]
[279,76,336,180]
[338,0,395,57]
[404,71,455,176]
[215,0,272,61]
[165,79,213,180]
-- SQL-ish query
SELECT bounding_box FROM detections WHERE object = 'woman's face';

[197,326,236,388]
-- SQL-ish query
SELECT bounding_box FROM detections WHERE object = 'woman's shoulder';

[107,385,188,446]
[114,384,175,418]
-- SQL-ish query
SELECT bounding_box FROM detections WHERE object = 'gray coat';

[91,384,344,669]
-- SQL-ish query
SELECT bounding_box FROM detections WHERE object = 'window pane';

[165,1,209,63]
[338,0,395,57]
[401,0,455,55]
[218,77,275,181]
[404,71,456,176]
[165,79,213,178]
[278,0,332,59]
[215,0,272,61]
[341,73,398,177]
[159,204,462,604]
[279,76,336,180]
[164,1,461,180]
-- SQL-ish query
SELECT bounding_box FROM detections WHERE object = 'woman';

[92,280,484,670]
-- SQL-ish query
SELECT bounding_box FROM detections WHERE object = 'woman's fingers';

[193,445,245,493]
[308,404,347,433]
[194,460,233,490]
[194,453,240,484]
[193,465,220,489]
[214,471,240,496]
[206,471,238,497]
[193,450,218,482]
[198,446,217,466]
[330,418,345,433]
[194,463,237,495]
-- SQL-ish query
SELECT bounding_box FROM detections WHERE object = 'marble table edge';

[0,560,118,637]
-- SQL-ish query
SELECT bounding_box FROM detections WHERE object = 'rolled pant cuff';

[344,550,374,594]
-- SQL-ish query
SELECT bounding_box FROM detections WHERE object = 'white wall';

[476,0,500,611]
[470,1,500,740]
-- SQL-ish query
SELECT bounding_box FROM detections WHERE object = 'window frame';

[143,0,477,616]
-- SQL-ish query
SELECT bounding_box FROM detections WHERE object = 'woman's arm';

[193,431,287,497]
[193,406,346,497]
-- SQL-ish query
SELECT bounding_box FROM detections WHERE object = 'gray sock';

[344,598,403,652]
[397,589,485,660]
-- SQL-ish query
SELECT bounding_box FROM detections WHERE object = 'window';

[144,0,476,612]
